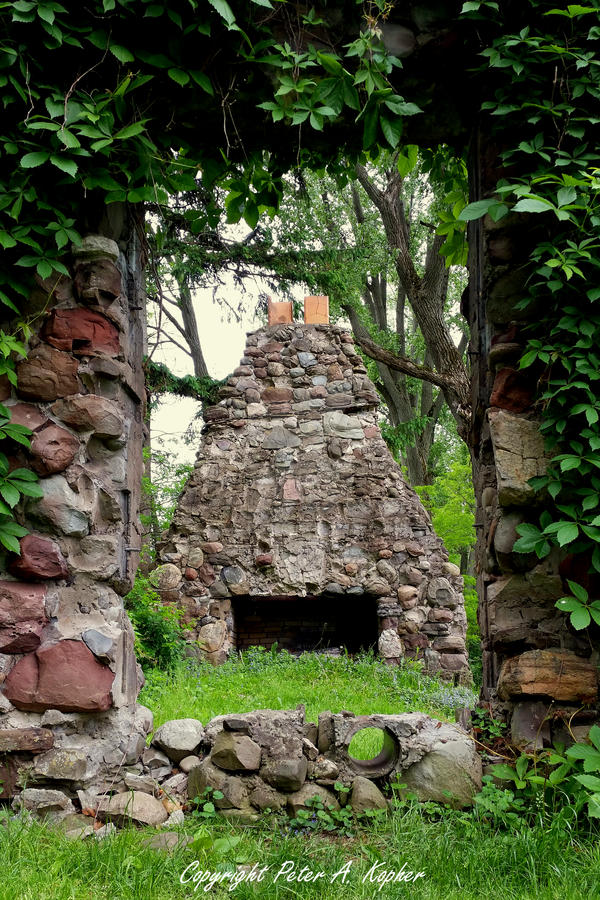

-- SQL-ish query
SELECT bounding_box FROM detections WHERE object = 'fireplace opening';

[231,594,379,656]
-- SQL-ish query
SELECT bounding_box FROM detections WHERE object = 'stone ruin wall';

[0,226,150,799]
[467,137,599,747]
[7,707,482,828]
[158,321,470,683]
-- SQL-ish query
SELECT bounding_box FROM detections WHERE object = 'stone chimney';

[158,311,469,683]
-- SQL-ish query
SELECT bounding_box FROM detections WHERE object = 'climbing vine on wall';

[459,3,600,586]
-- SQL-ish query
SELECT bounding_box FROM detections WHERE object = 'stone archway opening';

[231,592,380,656]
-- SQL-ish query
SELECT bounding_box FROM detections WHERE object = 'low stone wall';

[8,707,482,831]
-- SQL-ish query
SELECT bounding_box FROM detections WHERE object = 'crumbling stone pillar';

[467,134,598,746]
[0,210,150,797]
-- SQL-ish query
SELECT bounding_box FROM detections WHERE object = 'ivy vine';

[458,3,600,605]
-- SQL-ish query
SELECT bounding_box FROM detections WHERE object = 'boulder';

[67,535,119,580]
[3,640,115,712]
[350,776,388,813]
[152,564,181,591]
[153,718,204,763]
[97,790,168,827]
[497,649,598,703]
[42,308,120,357]
[7,403,48,431]
[32,748,88,781]
[488,409,549,506]
[378,629,404,659]
[0,727,54,752]
[16,788,75,820]
[72,234,119,262]
[0,581,47,653]
[188,758,250,809]
[124,773,159,794]
[73,258,122,302]
[29,474,89,536]
[486,574,565,648]
[310,757,339,780]
[249,782,286,811]
[51,394,124,438]
[261,756,307,791]
[322,410,363,440]
[179,755,202,774]
[82,629,114,661]
[490,367,534,414]
[211,731,261,772]
[30,424,80,476]
[262,426,301,449]
[262,387,293,404]
[287,783,340,817]
[142,747,171,770]
[9,534,69,581]
[16,345,79,401]
[399,729,482,808]
[198,620,227,653]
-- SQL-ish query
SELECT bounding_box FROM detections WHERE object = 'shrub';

[124,572,188,670]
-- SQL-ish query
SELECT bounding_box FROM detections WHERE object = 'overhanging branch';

[353,332,452,391]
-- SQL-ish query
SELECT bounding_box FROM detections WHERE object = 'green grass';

[139,648,477,734]
[1,802,600,899]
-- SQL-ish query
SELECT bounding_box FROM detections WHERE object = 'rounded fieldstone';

[153,718,204,763]
[151,564,182,591]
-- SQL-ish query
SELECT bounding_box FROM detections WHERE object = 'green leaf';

[111,44,135,63]
[20,151,50,168]
[589,725,600,752]
[56,129,81,149]
[384,98,422,116]
[208,0,235,26]
[568,580,589,603]
[490,764,517,781]
[0,532,22,553]
[566,744,600,768]
[512,197,554,213]
[380,114,403,148]
[10,481,43,498]
[317,52,342,75]
[168,68,190,86]
[556,522,579,546]
[515,756,529,780]
[362,103,378,151]
[458,198,498,221]
[0,483,20,507]
[9,468,38,481]
[50,156,78,177]
[190,71,214,95]
[570,606,591,630]
[556,597,583,612]
[575,773,600,791]
[557,186,577,206]
[114,122,146,140]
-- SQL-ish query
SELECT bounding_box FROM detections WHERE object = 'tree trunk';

[176,276,210,378]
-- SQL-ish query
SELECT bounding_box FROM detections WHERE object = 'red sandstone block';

[3,640,115,712]
[267,299,293,325]
[304,295,329,324]
[42,308,120,357]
